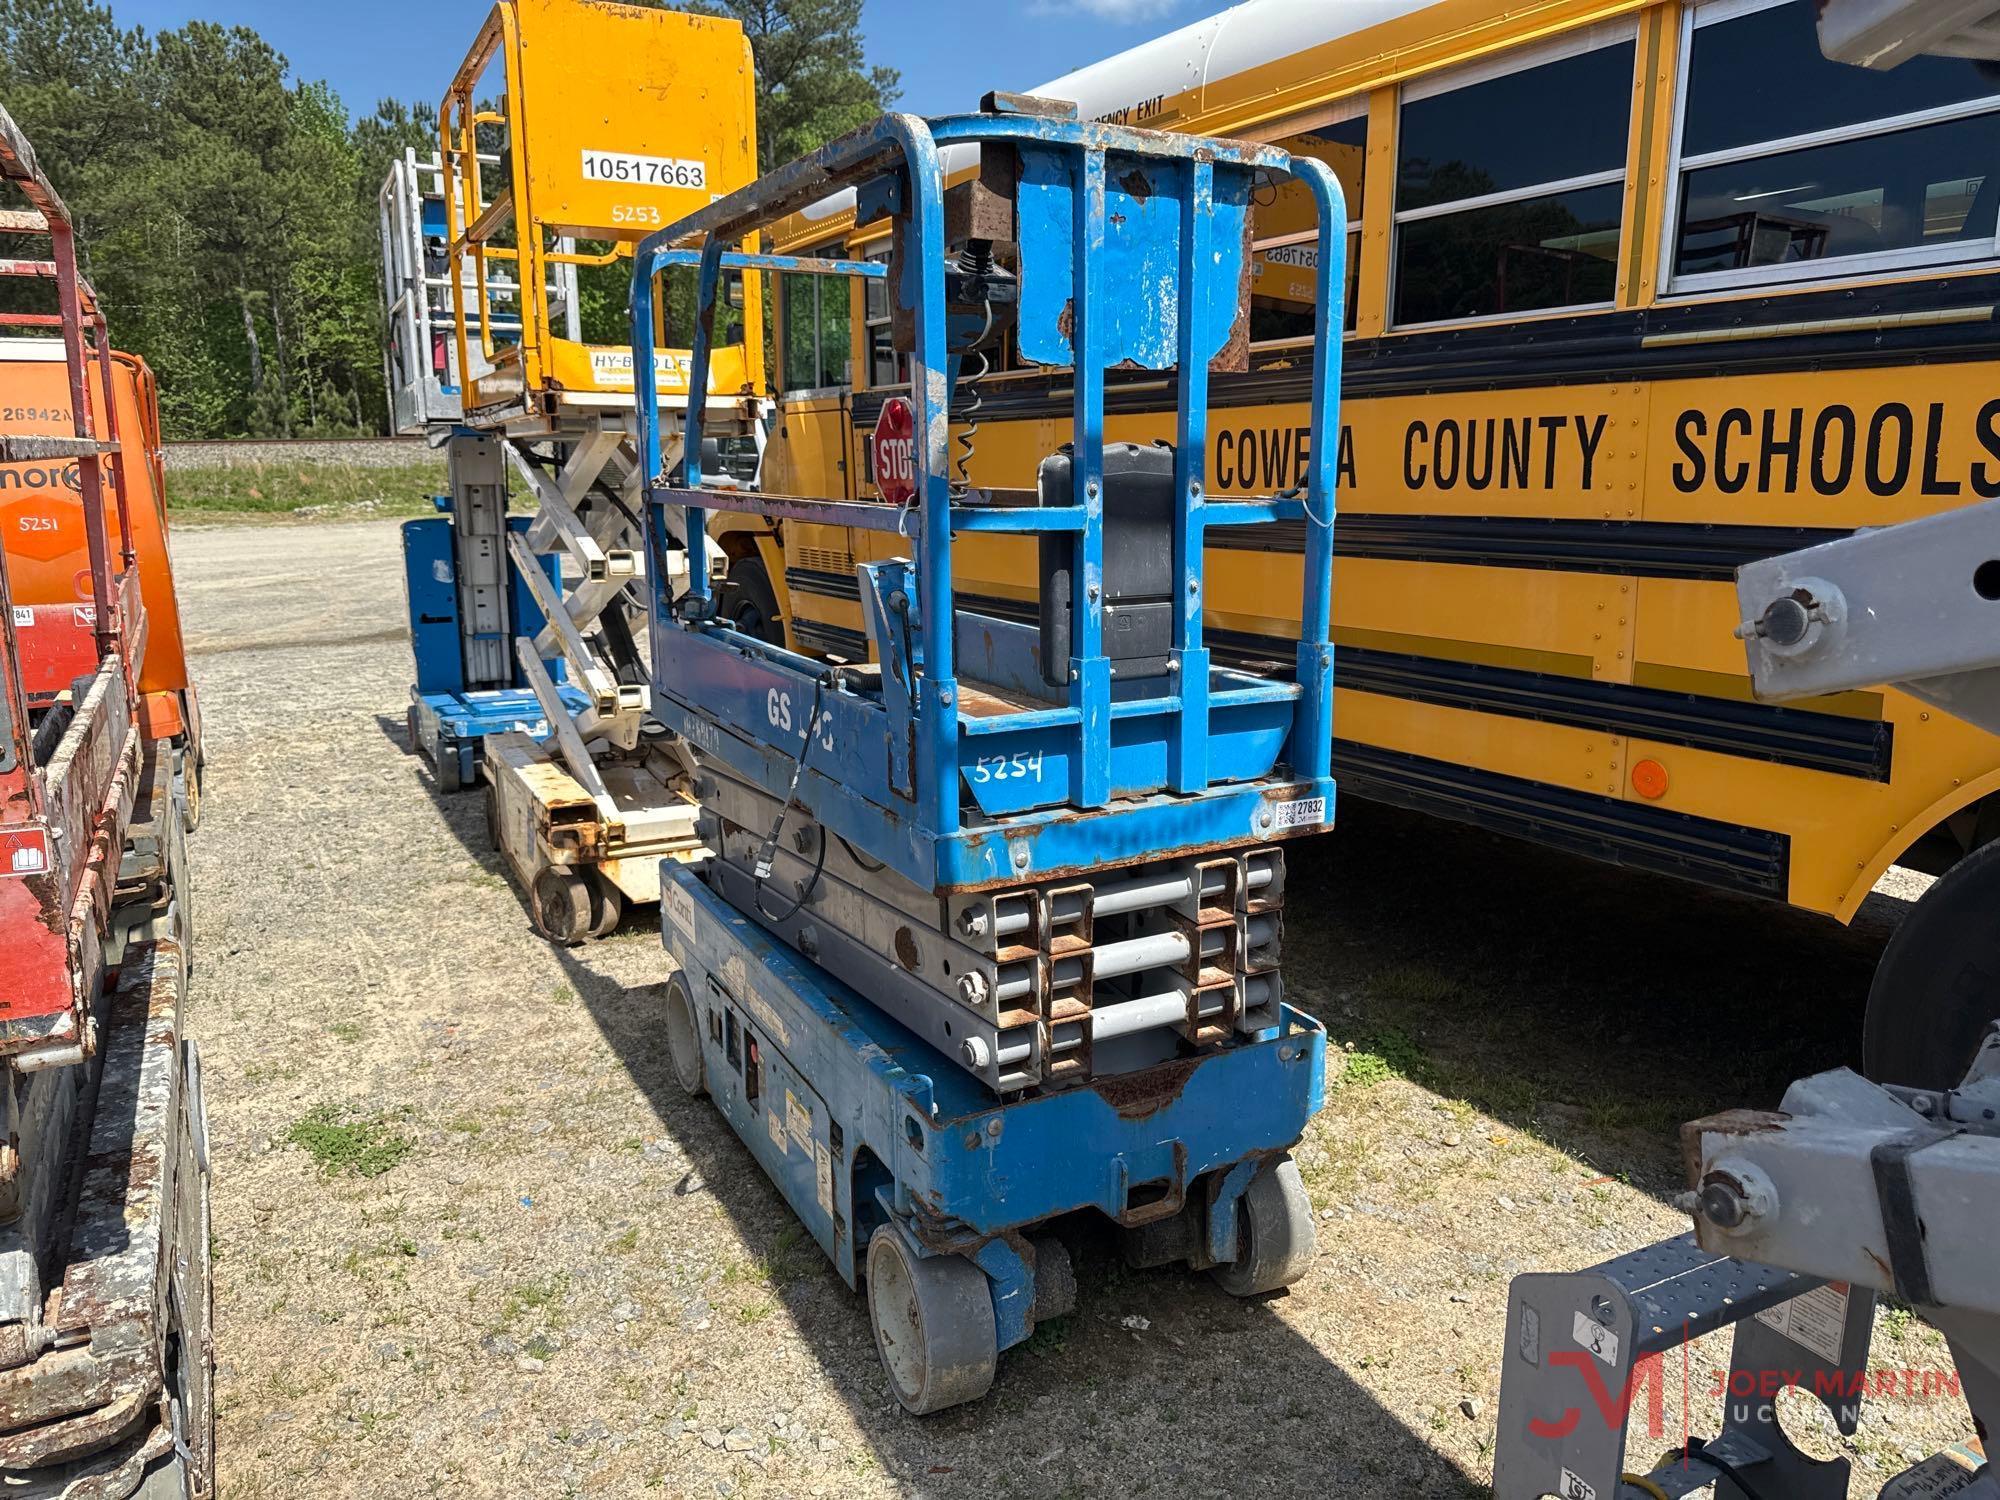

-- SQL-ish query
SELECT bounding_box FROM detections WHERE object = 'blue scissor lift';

[635,96,1347,1413]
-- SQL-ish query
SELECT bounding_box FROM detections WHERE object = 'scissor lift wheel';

[586,873,623,939]
[865,1226,999,1415]
[1211,1157,1315,1297]
[531,868,593,945]
[664,973,705,1098]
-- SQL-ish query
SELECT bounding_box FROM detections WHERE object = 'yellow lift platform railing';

[439,0,766,425]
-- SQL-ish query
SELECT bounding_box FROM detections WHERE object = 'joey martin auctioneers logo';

[1529,1283,1967,1447]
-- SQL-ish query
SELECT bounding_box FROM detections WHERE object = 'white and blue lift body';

[401,478,587,795]
[633,98,1350,1412]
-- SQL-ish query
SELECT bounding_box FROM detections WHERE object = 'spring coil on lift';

[953,242,996,497]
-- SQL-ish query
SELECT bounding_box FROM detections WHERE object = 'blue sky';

[100,0,1204,119]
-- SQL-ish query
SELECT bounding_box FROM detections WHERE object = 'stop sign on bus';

[873,396,916,506]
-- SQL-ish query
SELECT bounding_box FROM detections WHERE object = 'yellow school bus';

[728,0,2000,1087]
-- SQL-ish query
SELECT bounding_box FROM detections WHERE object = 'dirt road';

[178,518,1972,1498]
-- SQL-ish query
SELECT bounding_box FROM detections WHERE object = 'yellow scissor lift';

[418,0,766,942]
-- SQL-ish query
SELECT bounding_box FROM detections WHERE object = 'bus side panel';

[1640,363,2000,532]
[765,395,854,501]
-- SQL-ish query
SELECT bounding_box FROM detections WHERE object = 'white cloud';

[1027,0,1184,20]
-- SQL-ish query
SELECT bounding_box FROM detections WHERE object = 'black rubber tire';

[864,1227,997,1415]
[1210,1157,1315,1298]
[1866,838,2000,1087]
[532,868,592,946]
[586,873,624,939]
[484,779,502,853]
[719,556,785,645]
[436,745,464,795]
[181,747,204,835]
[664,973,706,1098]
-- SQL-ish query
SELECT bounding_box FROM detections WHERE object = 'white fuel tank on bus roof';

[797,0,1434,226]
[1816,0,2000,67]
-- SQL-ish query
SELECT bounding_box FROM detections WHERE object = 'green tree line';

[0,0,895,439]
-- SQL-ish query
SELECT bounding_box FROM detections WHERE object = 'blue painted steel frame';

[400,514,586,782]
[632,112,1346,891]
[663,862,1327,1350]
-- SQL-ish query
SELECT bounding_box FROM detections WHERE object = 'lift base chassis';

[406,686,584,794]
[661,861,1325,1405]
[481,732,704,943]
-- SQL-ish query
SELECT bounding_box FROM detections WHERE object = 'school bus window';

[779,248,851,392]
[1669,0,2000,290]
[1251,110,1365,340]
[862,244,907,388]
[1391,30,1635,326]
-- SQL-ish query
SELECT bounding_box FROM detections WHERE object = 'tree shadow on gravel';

[1277,799,1903,1197]
[406,746,1908,1495]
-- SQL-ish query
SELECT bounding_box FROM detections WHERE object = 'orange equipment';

[0,339,203,802]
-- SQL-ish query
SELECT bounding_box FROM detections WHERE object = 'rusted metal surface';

[1679,1106,1791,1193]
[0,103,202,1499]
[1,652,138,1055]
[0,941,192,1492]
[1090,1054,1200,1122]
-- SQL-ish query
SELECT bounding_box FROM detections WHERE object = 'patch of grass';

[500,1272,571,1327]
[1337,1027,1428,1089]
[606,1226,640,1256]
[285,1105,415,1179]
[1371,962,1461,1007]
[170,459,446,523]
[1021,1315,1071,1356]
[327,1021,364,1044]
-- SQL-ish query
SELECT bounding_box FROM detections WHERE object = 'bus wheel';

[719,557,785,646]
[1867,838,2000,1088]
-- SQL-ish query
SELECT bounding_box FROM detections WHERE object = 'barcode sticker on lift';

[581,149,706,190]
[1272,796,1326,830]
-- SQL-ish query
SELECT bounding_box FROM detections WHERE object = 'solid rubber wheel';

[663,973,705,1098]
[720,556,786,646]
[1211,1157,1315,1298]
[1029,1232,1077,1323]
[532,869,592,946]
[865,1227,997,1415]
[483,779,502,853]
[1867,838,2000,1087]
[436,745,464,794]
[406,703,420,752]
[178,746,204,835]
[587,873,624,939]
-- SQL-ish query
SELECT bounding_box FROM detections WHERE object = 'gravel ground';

[164,438,430,471]
[177,518,1976,1499]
